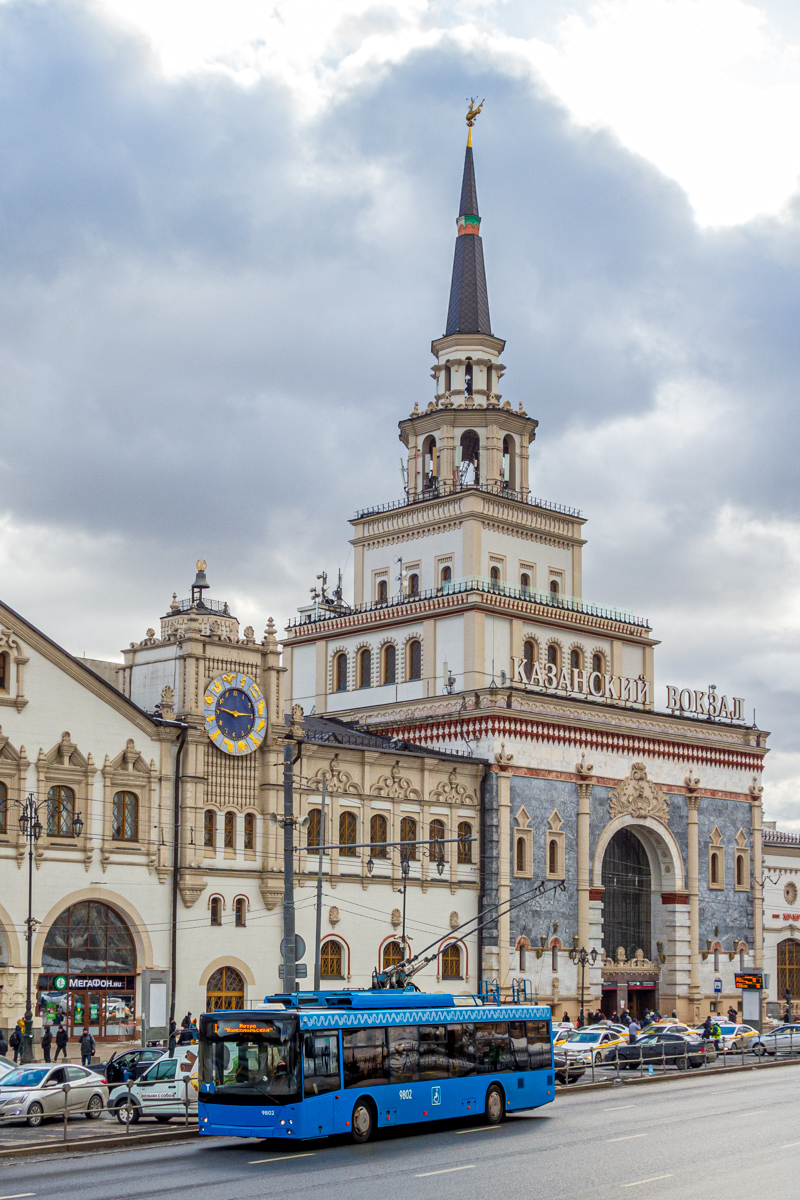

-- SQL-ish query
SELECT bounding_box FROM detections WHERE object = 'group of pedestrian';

[168,1012,198,1053]
[0,1021,95,1066]
[700,1015,723,1050]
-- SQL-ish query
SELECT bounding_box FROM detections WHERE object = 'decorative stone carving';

[160,685,175,718]
[609,762,669,824]
[429,767,475,806]
[494,742,514,769]
[259,882,282,910]
[391,908,402,929]
[785,881,798,906]
[603,947,659,973]
[178,874,207,908]
[450,910,459,930]
[372,761,421,801]
[308,754,360,796]
[328,905,340,927]
[0,627,28,710]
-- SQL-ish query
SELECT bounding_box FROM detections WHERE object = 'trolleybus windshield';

[198,1015,300,1103]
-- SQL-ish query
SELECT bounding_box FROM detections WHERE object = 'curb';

[0,1126,198,1161]
[556,1053,800,1096]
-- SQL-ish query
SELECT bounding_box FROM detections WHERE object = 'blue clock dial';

[215,688,256,741]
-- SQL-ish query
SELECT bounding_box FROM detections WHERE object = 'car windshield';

[0,1067,50,1088]
[199,1014,300,1103]
[567,1032,600,1044]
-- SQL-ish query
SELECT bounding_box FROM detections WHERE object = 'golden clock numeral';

[204,695,214,706]
[257,701,265,716]
[223,740,233,753]
[255,719,265,732]
[237,740,248,753]
[211,682,222,693]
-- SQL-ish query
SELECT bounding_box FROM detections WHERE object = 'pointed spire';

[445,104,492,337]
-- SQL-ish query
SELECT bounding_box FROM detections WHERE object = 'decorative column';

[685,775,702,1016]
[750,776,764,970]
[576,755,594,950]
[495,746,514,994]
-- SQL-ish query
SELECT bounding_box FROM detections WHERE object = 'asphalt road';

[2,1069,797,1200]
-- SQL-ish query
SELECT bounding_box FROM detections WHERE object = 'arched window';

[358,648,372,688]
[458,822,473,864]
[234,898,247,927]
[408,573,420,597]
[740,946,746,971]
[519,942,527,971]
[490,566,501,587]
[204,809,216,848]
[377,578,388,603]
[334,652,348,692]
[736,854,744,887]
[441,943,462,979]
[206,966,245,1010]
[47,785,75,837]
[370,813,388,858]
[407,640,422,680]
[244,813,255,851]
[459,430,480,485]
[383,940,404,969]
[210,897,222,926]
[382,643,396,685]
[0,652,7,691]
[523,639,537,681]
[569,648,582,672]
[592,652,605,676]
[602,828,652,960]
[423,435,438,486]
[710,851,719,885]
[552,944,559,971]
[42,901,136,975]
[224,811,236,850]
[111,791,138,841]
[429,819,446,860]
[547,644,560,670]
[339,811,357,856]
[550,579,560,596]
[548,838,558,876]
[464,358,473,396]
[321,940,344,978]
[444,363,451,393]
[520,573,531,592]
[502,435,516,489]
[307,808,322,851]
[0,781,6,834]
[516,837,526,873]
[400,816,418,860]
[440,565,452,585]
[778,939,800,999]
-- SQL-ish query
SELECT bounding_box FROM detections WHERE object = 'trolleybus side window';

[475,1023,514,1073]
[419,1024,448,1080]
[388,1026,420,1084]
[447,1023,476,1077]
[526,1020,552,1069]
[303,1033,341,1097]
[343,1027,389,1088]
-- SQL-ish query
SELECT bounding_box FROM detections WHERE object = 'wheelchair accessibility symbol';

[431,1086,441,1106]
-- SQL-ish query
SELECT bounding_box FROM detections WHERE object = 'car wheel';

[676,1056,687,1071]
[154,1116,172,1124]
[752,1044,766,1057]
[85,1094,104,1119]
[351,1099,374,1144]
[485,1084,505,1125]
[26,1102,44,1128]
[115,1099,141,1125]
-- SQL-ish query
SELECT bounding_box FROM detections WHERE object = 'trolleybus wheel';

[485,1084,505,1125]
[351,1099,375,1144]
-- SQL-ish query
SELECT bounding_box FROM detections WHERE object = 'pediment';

[42,731,90,770]
[104,739,152,776]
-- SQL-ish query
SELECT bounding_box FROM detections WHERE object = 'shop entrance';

[626,984,657,1019]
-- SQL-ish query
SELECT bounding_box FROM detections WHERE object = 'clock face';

[204,673,267,756]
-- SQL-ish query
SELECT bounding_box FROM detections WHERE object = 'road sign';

[280,935,306,961]
[714,979,722,993]
[278,963,308,979]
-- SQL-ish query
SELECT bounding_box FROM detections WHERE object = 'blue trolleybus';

[198,989,554,1143]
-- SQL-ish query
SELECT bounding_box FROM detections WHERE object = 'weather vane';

[466,98,484,127]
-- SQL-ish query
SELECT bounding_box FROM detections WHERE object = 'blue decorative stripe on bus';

[298,1005,551,1030]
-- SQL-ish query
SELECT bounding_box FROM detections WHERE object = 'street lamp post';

[571,945,598,1027]
[16,793,83,1063]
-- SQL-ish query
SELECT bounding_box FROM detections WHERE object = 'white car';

[0,1064,108,1126]
[750,1023,800,1056]
[109,1048,199,1124]
[561,1028,626,1064]
[693,1022,759,1052]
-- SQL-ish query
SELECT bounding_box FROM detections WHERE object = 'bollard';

[590,1051,595,1084]
[183,1075,190,1127]
[62,1082,71,1143]
[125,1078,133,1134]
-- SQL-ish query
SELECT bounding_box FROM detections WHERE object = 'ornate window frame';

[0,628,29,712]
[320,936,348,980]
[0,728,30,860]
[546,809,566,880]
[35,733,95,870]
[708,826,725,889]
[734,829,750,891]
[513,806,533,879]
[100,739,156,873]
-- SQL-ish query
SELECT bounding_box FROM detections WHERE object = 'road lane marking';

[622,1176,673,1188]
[417,1166,475,1177]
[607,1133,648,1142]
[0,1194,36,1199]
[455,1126,502,1134]
[248,1153,316,1164]
[780,1141,800,1149]
[603,1105,634,1111]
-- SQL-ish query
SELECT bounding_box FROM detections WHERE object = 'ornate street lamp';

[570,945,599,1027]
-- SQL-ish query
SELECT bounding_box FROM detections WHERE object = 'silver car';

[0,1063,108,1126]
[751,1023,800,1056]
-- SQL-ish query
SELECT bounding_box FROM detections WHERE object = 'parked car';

[552,1025,574,1046]
[109,1048,198,1124]
[750,1023,800,1056]
[693,1022,759,1052]
[554,1052,586,1084]
[0,1064,108,1126]
[605,1032,710,1070]
[98,1048,165,1085]
[561,1028,626,1065]
[640,1021,695,1038]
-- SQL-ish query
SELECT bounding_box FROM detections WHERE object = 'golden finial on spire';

[465,97,484,147]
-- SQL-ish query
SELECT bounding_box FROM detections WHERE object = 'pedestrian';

[727,1006,738,1023]
[711,1019,722,1052]
[41,1024,52,1063]
[181,1012,192,1030]
[8,1023,22,1063]
[178,1023,193,1046]
[621,1009,631,1027]
[628,1017,641,1044]
[168,1018,178,1053]
[561,1010,572,1027]
[0,1029,7,1057]
[671,1010,678,1019]
[79,1027,95,1068]
[54,1025,69,1061]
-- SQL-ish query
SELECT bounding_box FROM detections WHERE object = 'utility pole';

[313,774,327,991]
[283,741,297,994]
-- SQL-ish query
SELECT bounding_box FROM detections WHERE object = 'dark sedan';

[554,1052,586,1084]
[604,1033,709,1070]
[97,1048,165,1085]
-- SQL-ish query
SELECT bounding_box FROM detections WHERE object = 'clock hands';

[219,707,251,719]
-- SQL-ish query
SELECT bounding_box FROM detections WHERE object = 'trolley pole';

[313,775,327,992]
[283,742,297,994]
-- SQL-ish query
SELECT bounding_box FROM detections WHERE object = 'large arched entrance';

[601,829,653,1019]
[40,901,136,1039]
[778,939,800,1001]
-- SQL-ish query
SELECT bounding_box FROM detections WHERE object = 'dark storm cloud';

[0,3,799,816]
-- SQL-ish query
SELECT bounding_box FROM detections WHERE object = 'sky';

[1,0,800,824]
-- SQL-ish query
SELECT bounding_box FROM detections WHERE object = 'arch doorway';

[778,939,800,1001]
[602,828,652,962]
[40,901,136,1039]
[206,966,246,1011]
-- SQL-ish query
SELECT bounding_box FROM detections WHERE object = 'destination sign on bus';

[214,1020,276,1035]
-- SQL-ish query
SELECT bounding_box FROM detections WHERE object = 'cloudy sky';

[1,0,800,823]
